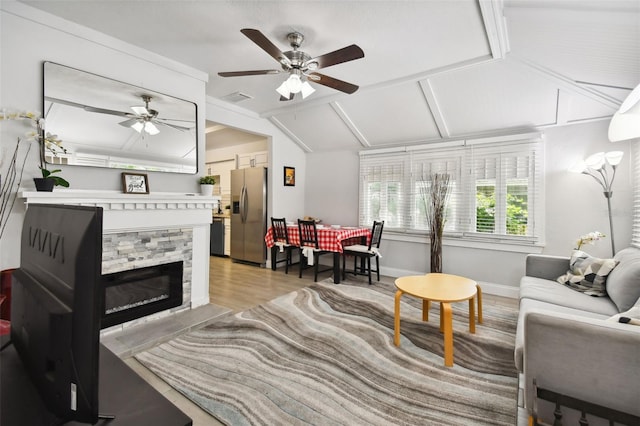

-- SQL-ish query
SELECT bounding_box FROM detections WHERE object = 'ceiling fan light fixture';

[287,74,302,93]
[276,81,291,98]
[131,121,145,133]
[144,121,160,135]
[300,81,315,99]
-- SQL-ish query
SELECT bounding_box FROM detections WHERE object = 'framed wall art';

[284,166,295,187]
[122,172,150,194]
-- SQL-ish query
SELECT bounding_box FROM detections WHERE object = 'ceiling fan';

[45,94,194,135]
[117,95,165,135]
[218,28,364,101]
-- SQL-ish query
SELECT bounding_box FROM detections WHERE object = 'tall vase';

[430,218,444,273]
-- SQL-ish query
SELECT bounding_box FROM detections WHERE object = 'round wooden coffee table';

[394,273,481,367]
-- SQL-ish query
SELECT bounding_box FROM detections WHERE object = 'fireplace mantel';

[19,190,219,232]
[19,189,214,311]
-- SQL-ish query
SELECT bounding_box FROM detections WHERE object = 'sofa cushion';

[514,298,609,372]
[606,247,640,312]
[556,250,618,297]
[607,296,640,326]
[520,276,619,315]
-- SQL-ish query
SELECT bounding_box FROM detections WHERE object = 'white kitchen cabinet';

[224,217,231,256]
[237,150,268,169]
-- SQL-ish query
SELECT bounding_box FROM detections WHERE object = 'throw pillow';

[605,247,640,312]
[556,250,619,297]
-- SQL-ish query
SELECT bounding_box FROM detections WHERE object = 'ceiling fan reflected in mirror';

[119,95,161,135]
[218,29,364,101]
[44,94,195,136]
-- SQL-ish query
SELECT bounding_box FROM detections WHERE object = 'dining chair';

[297,219,333,282]
[270,217,295,274]
[342,220,384,285]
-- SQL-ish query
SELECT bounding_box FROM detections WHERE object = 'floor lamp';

[570,151,623,255]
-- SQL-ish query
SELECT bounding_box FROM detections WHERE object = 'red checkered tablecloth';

[265,225,371,253]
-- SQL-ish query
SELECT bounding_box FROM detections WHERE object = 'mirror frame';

[43,61,198,174]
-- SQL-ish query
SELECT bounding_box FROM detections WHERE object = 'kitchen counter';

[213,213,230,218]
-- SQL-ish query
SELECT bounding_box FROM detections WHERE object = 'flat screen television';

[11,203,103,424]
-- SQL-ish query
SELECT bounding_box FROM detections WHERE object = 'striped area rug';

[135,278,519,425]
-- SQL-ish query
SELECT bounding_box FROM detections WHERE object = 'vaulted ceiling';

[22,0,640,153]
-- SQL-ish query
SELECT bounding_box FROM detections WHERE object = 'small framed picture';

[122,172,149,194]
[284,166,295,186]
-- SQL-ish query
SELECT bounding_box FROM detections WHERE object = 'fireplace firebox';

[101,261,183,329]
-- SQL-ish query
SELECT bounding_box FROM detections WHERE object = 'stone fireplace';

[20,189,217,335]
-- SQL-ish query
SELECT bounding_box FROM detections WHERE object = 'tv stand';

[1,340,192,425]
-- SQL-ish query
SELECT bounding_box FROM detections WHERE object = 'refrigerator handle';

[240,184,248,223]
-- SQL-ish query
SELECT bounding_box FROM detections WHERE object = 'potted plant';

[1,109,69,192]
[199,175,216,196]
[1,109,70,237]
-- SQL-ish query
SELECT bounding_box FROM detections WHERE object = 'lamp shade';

[584,152,605,169]
[605,151,624,166]
[287,74,302,93]
[276,81,290,98]
[131,121,144,133]
[144,121,160,136]
[609,83,640,142]
[300,81,315,99]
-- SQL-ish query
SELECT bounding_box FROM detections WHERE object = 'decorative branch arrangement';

[420,173,451,273]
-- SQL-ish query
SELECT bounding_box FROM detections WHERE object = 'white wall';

[0,2,206,270]
[305,120,634,292]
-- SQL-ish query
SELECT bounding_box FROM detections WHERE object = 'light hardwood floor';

[208,255,327,312]
[127,255,518,425]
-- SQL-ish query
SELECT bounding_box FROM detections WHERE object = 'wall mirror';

[43,61,198,174]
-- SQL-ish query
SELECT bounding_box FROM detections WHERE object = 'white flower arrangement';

[574,231,606,250]
[0,108,70,237]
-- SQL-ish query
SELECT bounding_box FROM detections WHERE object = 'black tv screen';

[11,204,103,424]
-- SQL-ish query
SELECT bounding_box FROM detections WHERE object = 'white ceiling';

[21,0,640,153]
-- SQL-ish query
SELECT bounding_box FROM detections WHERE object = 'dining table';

[264,224,371,283]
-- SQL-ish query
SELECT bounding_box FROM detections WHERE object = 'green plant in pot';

[34,118,69,191]
[198,175,216,196]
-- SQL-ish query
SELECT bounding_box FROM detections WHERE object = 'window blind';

[358,135,543,244]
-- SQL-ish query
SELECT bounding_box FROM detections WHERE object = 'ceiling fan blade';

[308,72,359,94]
[240,28,291,67]
[118,118,140,128]
[218,69,281,77]
[155,120,193,131]
[309,44,364,70]
[131,106,149,115]
[45,97,131,117]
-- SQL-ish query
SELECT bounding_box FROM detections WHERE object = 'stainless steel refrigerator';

[230,167,267,265]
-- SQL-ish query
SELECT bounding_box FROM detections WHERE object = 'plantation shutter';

[359,153,405,229]
[464,140,542,241]
[410,149,463,233]
[358,133,543,243]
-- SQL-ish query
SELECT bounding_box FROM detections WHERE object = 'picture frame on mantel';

[122,172,150,194]
[284,166,295,187]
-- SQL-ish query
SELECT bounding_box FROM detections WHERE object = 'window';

[359,135,543,245]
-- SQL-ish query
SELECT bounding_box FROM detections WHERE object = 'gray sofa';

[515,247,640,421]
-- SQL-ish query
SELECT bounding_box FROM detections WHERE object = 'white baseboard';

[191,296,211,308]
[380,266,519,299]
